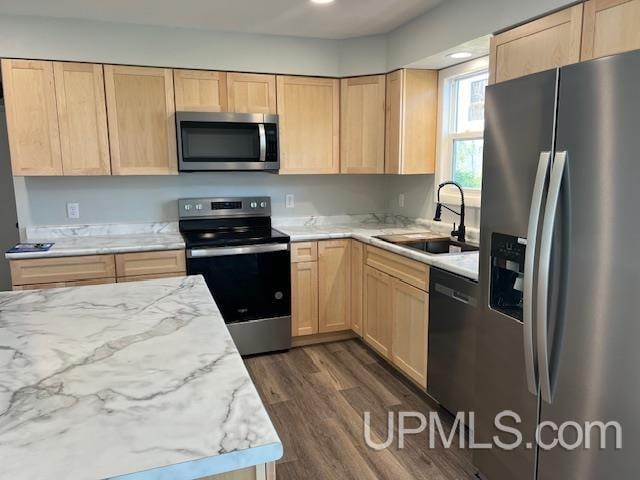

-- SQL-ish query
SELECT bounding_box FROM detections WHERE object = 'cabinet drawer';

[117,272,186,283]
[10,255,116,286]
[291,242,318,263]
[365,245,429,291]
[115,250,186,278]
[12,277,115,291]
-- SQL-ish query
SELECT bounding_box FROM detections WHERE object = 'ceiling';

[0,0,446,39]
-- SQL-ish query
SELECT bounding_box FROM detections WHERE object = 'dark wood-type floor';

[244,340,477,480]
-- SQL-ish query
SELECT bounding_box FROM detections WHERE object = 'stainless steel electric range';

[179,196,291,356]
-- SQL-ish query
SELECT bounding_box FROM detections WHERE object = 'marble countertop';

[275,220,479,281]
[0,276,282,480]
[5,217,479,281]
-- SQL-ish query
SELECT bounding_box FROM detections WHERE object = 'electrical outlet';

[398,193,405,208]
[66,202,80,219]
[285,194,295,209]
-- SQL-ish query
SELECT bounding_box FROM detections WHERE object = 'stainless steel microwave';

[176,112,279,172]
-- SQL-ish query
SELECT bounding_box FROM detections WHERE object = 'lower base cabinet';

[291,260,319,336]
[363,265,393,359]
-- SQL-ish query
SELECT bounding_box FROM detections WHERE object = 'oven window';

[181,122,260,162]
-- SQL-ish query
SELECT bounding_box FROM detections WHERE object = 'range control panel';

[178,197,271,218]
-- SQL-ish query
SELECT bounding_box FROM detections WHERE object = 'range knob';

[195,204,203,210]
[184,204,192,211]
[250,202,258,208]
[260,201,267,208]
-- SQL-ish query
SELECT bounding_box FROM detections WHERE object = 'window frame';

[435,56,489,208]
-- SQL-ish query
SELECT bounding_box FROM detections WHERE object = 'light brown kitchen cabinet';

[391,278,429,388]
[13,277,116,291]
[489,4,583,84]
[115,250,186,278]
[53,62,111,175]
[363,265,393,359]
[174,69,228,112]
[227,73,277,114]
[276,75,340,174]
[385,69,438,175]
[581,0,640,60]
[340,75,386,173]
[10,255,116,287]
[291,261,319,336]
[1,59,62,176]
[318,240,351,332]
[350,240,364,336]
[104,65,177,175]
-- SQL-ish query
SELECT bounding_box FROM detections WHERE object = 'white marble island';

[0,276,282,480]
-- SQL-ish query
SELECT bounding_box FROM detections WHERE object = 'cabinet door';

[318,239,351,333]
[385,69,437,175]
[1,59,62,175]
[104,65,177,175]
[363,266,393,359]
[227,73,277,114]
[340,75,385,173]
[53,62,111,175]
[276,76,340,174]
[581,0,640,60]
[489,4,583,84]
[392,278,429,388]
[350,240,364,337]
[174,69,227,112]
[291,261,319,337]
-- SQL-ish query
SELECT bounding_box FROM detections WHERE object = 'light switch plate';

[66,202,80,219]
[285,194,295,209]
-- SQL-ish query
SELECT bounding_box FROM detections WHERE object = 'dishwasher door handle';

[434,283,477,307]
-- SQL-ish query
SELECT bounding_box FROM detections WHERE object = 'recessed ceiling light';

[310,0,335,4]
[447,52,473,59]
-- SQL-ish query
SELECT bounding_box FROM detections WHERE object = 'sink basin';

[376,236,479,255]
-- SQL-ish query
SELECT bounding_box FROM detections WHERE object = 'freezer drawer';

[427,267,479,416]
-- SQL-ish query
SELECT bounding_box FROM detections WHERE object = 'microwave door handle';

[258,124,267,162]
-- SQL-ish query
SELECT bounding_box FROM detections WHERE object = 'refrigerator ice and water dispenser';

[489,232,527,321]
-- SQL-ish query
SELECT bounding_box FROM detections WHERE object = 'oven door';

[186,243,291,324]
[177,112,279,171]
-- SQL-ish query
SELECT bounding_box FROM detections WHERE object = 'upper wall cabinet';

[227,73,277,114]
[1,59,63,176]
[489,4,583,84]
[385,69,437,175]
[276,75,340,174]
[54,62,111,176]
[174,69,227,112]
[581,0,640,60]
[340,75,386,174]
[104,65,177,175]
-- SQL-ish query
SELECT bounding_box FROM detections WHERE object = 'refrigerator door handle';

[523,151,552,396]
[537,151,567,404]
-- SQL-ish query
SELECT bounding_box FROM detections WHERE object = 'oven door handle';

[187,243,289,258]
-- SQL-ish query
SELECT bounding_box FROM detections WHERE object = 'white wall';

[17,174,390,226]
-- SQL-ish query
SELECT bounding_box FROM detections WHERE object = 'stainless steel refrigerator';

[474,50,640,479]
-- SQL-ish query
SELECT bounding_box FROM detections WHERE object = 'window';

[436,57,489,207]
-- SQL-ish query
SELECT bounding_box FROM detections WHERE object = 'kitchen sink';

[376,236,479,255]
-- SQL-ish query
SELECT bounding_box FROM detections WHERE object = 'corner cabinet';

[350,240,364,336]
[581,0,640,60]
[104,65,177,175]
[276,76,340,174]
[489,4,583,84]
[318,240,351,333]
[385,69,438,175]
[340,75,386,174]
[173,69,228,112]
[1,59,62,175]
[227,73,277,114]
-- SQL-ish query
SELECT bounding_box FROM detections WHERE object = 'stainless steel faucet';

[434,181,466,243]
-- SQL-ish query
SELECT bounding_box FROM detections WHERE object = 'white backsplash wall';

[16,174,390,228]
[385,175,481,229]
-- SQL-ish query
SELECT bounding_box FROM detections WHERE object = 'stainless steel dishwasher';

[427,267,479,416]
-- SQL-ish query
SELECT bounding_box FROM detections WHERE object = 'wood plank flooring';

[244,340,477,480]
